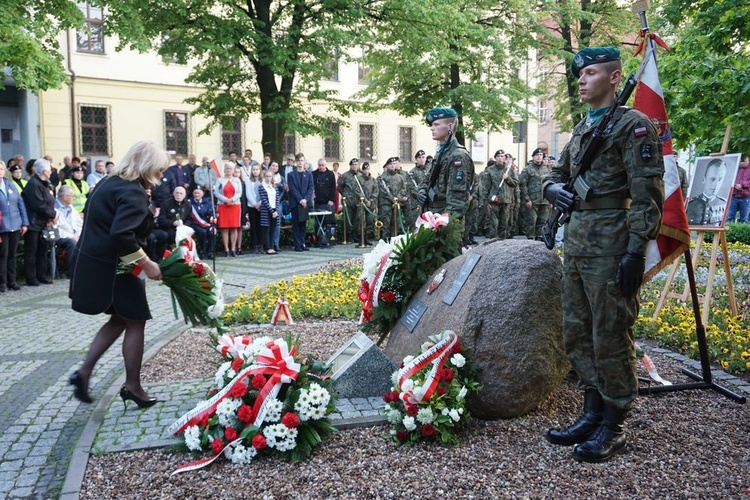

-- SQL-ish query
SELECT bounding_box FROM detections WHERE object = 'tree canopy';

[654,0,750,154]
[0,0,85,91]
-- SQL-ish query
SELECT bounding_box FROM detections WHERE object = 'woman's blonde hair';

[111,141,169,186]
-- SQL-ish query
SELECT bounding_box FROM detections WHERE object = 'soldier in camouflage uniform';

[410,149,430,214]
[416,108,475,223]
[474,167,491,237]
[542,47,664,463]
[520,148,552,240]
[378,157,408,240]
[337,158,366,243]
[483,150,517,239]
[397,158,420,228]
[360,162,378,243]
[506,154,522,237]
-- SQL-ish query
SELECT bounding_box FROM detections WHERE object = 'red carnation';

[396,430,409,443]
[211,438,224,454]
[237,405,254,423]
[252,434,267,450]
[390,391,400,401]
[230,382,248,399]
[224,427,238,441]
[281,412,300,429]
[193,263,206,277]
[199,279,211,290]
[451,337,463,355]
[251,374,266,390]
[383,392,393,403]
[405,404,418,417]
[231,357,244,372]
[200,413,210,429]
[436,386,447,397]
[379,291,396,303]
[440,367,454,384]
[421,424,436,438]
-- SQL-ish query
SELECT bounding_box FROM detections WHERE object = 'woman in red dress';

[214,162,242,256]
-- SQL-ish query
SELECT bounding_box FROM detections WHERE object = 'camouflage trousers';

[464,198,478,238]
[378,203,403,240]
[488,203,512,239]
[525,203,551,240]
[562,254,638,409]
[342,201,362,242]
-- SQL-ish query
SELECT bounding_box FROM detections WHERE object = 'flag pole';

[631,1,745,404]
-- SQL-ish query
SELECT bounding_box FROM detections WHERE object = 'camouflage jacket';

[419,139,475,218]
[410,165,429,190]
[542,107,664,257]
[378,170,407,206]
[520,160,551,205]
[338,170,366,206]
[484,162,517,205]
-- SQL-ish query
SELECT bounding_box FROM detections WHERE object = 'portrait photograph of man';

[686,153,741,227]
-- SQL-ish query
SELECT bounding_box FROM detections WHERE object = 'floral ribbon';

[215,334,252,358]
[415,211,449,231]
[370,251,393,309]
[398,331,458,405]
[169,339,301,475]
[635,342,672,386]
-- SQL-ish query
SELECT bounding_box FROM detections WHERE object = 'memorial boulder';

[384,239,569,419]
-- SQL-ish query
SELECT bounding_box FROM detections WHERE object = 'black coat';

[69,176,153,320]
[21,175,56,231]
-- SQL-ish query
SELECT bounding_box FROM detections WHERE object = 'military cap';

[361,162,370,169]
[505,154,513,159]
[425,107,457,125]
[385,156,399,166]
[571,46,621,77]
[349,158,359,166]
[532,148,545,157]
[71,166,84,173]
[9,164,22,173]
[494,149,505,157]
[414,150,426,158]
[547,155,556,161]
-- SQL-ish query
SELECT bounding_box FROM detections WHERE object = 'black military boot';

[545,389,602,446]
[572,404,627,463]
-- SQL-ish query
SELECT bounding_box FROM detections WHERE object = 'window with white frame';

[76,2,104,54]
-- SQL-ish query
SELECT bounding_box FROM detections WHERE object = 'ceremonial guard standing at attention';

[338,158,366,244]
[377,157,408,240]
[520,148,552,240]
[359,163,378,244]
[417,108,474,224]
[542,47,664,463]
[483,150,517,239]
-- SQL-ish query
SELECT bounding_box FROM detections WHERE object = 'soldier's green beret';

[425,107,457,125]
[571,47,621,77]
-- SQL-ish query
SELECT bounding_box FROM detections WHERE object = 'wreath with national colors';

[359,212,462,344]
[168,334,335,474]
[383,330,480,446]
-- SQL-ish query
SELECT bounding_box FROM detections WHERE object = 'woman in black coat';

[68,141,168,408]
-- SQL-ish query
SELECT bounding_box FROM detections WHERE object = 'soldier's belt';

[572,198,631,211]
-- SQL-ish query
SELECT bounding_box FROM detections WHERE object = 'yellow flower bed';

[636,242,750,374]
[223,259,362,325]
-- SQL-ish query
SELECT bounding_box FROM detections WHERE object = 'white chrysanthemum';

[264,398,284,422]
[416,408,434,424]
[441,408,450,416]
[217,397,241,416]
[449,409,461,422]
[214,361,231,389]
[207,298,225,319]
[226,368,237,379]
[457,386,468,400]
[402,415,416,432]
[310,405,327,420]
[184,425,202,451]
[387,409,402,424]
[225,443,257,464]
[263,424,298,451]
[412,384,426,402]
[360,240,395,281]
[391,371,400,385]
[401,379,414,392]
[450,353,466,368]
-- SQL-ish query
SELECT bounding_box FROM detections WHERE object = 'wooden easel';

[651,124,738,326]
[652,227,737,325]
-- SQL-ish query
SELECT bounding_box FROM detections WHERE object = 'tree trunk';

[449,61,466,146]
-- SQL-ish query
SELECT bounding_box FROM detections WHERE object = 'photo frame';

[685,153,741,227]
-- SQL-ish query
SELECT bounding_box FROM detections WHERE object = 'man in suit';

[287,153,314,251]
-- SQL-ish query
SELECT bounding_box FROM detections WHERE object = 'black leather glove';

[544,183,575,212]
[615,251,645,297]
[417,190,428,206]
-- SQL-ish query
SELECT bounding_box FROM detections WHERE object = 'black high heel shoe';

[69,371,92,403]
[119,386,157,409]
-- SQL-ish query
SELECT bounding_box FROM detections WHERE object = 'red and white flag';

[208,155,222,178]
[633,33,690,282]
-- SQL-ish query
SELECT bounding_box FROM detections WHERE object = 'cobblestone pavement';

[0,244,365,499]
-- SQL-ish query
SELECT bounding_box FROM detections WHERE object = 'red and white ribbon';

[636,342,672,386]
[169,339,301,475]
[370,251,393,308]
[271,298,294,325]
[415,211,449,231]
[398,331,458,405]
[215,334,252,358]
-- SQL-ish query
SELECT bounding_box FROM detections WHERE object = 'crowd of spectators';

[0,149,346,291]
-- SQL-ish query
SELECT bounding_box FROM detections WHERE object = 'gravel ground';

[82,321,750,499]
